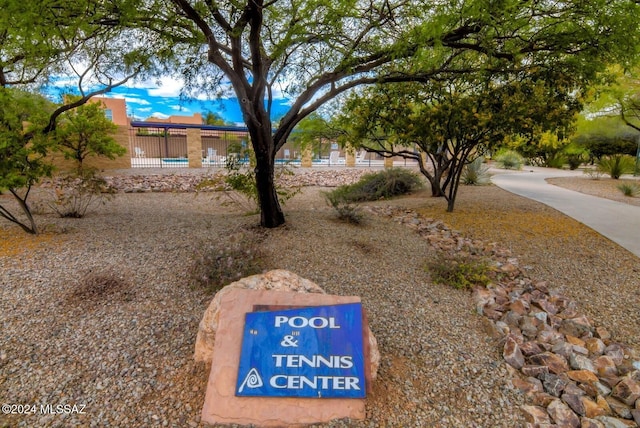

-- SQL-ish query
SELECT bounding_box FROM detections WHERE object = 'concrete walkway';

[490,167,640,258]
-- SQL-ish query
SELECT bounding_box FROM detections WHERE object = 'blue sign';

[235,303,366,398]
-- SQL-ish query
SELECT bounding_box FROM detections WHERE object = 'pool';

[161,158,189,167]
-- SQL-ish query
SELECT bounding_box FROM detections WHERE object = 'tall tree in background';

[203,111,229,126]
[85,0,640,227]
[572,67,640,165]
[0,1,144,233]
[337,72,581,211]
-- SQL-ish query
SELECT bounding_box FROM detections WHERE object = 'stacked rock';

[367,206,640,428]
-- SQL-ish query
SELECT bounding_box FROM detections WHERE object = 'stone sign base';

[200,288,367,427]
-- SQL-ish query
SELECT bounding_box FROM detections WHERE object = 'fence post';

[345,145,356,167]
[187,128,202,168]
[301,146,313,168]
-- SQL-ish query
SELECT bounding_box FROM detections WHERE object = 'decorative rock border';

[366,206,640,428]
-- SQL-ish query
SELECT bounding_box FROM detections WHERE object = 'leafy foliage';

[46,169,116,218]
[597,155,636,179]
[583,167,605,180]
[506,131,573,167]
[7,0,640,227]
[337,72,581,211]
[426,254,492,290]
[493,149,524,170]
[331,169,423,203]
[324,169,422,222]
[617,182,640,197]
[62,0,640,227]
[53,97,123,170]
[323,188,365,224]
[545,153,567,169]
[197,156,300,214]
[0,88,55,234]
[462,157,491,185]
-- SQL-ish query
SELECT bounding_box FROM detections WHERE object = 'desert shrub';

[545,153,567,169]
[493,149,524,170]
[197,157,299,214]
[190,230,265,293]
[324,168,421,221]
[334,168,423,202]
[461,157,490,185]
[426,254,492,290]
[583,167,604,180]
[323,187,364,224]
[617,182,640,197]
[47,169,116,218]
[597,155,636,179]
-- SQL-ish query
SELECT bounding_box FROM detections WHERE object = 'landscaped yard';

[1,171,639,427]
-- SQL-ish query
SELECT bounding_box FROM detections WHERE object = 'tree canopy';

[5,0,640,226]
[54,97,123,170]
[0,88,55,234]
[337,70,582,211]
[60,0,636,226]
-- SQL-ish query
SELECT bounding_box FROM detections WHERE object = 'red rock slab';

[201,288,367,427]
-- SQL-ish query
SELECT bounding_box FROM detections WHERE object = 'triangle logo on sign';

[238,368,263,393]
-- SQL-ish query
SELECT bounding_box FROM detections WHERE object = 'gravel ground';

[547,175,640,207]
[1,169,638,427]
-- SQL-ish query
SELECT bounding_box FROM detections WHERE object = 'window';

[104,108,113,122]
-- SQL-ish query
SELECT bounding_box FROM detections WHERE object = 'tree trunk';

[254,155,285,228]
[248,123,285,228]
[429,178,444,197]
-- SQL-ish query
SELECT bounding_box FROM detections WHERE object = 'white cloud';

[136,107,152,112]
[169,104,191,112]
[148,112,170,119]
[49,76,79,88]
[132,98,151,105]
[147,76,184,97]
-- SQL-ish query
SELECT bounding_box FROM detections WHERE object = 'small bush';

[494,149,524,170]
[324,168,421,222]
[426,254,492,290]
[323,188,364,224]
[47,169,116,218]
[190,230,265,294]
[197,158,299,214]
[583,167,604,180]
[617,182,640,197]
[597,155,636,179]
[330,168,422,203]
[566,154,583,170]
[462,157,490,185]
[545,153,567,169]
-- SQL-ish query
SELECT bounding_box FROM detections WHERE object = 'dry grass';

[0,228,66,258]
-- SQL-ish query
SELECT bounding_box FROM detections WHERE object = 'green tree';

[288,113,338,160]
[54,97,124,171]
[1,2,143,233]
[338,74,581,211]
[0,88,55,234]
[571,117,638,163]
[83,0,639,227]
[203,111,229,126]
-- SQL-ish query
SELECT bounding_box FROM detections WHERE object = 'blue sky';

[46,76,292,125]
